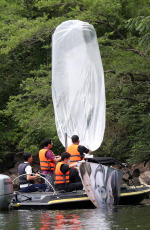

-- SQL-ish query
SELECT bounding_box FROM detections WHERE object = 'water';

[1,204,150,230]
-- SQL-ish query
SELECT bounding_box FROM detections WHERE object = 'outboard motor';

[0,174,13,210]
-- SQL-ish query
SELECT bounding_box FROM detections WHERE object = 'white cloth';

[52,20,105,151]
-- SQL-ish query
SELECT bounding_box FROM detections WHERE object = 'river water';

[1,202,150,230]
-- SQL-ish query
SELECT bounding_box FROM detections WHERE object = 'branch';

[120,97,139,102]
[104,70,150,81]
[104,70,116,74]
[89,17,148,58]
[120,47,148,58]
[93,19,125,40]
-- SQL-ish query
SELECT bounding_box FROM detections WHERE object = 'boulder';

[139,171,150,185]
[144,160,150,170]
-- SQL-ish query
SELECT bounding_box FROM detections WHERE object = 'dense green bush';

[0,0,150,163]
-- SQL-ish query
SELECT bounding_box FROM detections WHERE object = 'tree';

[4,67,64,154]
[0,0,150,163]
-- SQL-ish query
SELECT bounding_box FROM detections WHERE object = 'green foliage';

[4,67,64,154]
[0,0,150,164]
[99,47,150,162]
[126,16,150,53]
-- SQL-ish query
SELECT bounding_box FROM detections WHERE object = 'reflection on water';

[1,204,150,229]
[39,211,84,230]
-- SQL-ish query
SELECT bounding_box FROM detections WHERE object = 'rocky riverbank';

[122,161,150,187]
[1,152,150,187]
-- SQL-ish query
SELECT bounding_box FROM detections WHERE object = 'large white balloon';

[52,20,105,151]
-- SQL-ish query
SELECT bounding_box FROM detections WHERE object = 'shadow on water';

[1,203,150,229]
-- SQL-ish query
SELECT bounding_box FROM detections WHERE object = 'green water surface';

[0,202,150,230]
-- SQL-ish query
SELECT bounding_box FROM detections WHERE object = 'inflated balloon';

[52,20,105,151]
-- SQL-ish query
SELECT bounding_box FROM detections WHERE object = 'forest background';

[0,0,150,169]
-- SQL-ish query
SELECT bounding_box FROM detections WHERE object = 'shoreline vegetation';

[0,0,150,166]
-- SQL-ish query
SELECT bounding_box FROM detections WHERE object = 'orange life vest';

[39,149,55,171]
[67,144,82,163]
[55,162,70,184]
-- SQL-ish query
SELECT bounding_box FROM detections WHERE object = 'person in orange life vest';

[55,152,83,192]
[67,135,92,183]
[39,138,61,192]
[67,135,92,163]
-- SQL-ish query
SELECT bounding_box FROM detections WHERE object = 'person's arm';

[45,150,61,162]
[78,145,92,158]
[25,165,40,181]
[69,162,77,169]
[27,174,40,181]
[53,156,61,162]
[61,163,77,174]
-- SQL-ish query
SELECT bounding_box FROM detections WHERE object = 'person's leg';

[66,182,83,192]
[69,169,82,183]
[30,183,47,192]
[21,187,30,192]
[21,184,47,192]
[34,183,47,192]
[44,174,54,192]
[55,183,65,191]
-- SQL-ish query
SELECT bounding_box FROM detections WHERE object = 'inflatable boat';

[1,157,150,210]
[11,185,150,210]
[11,157,150,210]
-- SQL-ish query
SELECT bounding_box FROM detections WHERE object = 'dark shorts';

[21,183,47,192]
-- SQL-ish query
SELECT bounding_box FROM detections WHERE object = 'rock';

[140,171,150,179]
[140,167,147,173]
[122,172,130,181]
[113,162,150,187]
[140,171,150,185]
[139,171,150,186]
[129,177,141,186]
[130,163,145,174]
[132,169,140,177]
[145,160,150,170]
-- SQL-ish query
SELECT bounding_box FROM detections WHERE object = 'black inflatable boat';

[12,185,150,210]
[11,157,150,210]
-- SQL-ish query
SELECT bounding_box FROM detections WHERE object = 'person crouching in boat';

[39,138,61,192]
[67,135,92,183]
[55,152,83,192]
[18,152,47,192]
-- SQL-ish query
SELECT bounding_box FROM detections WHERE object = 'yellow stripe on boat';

[48,187,150,204]
[13,203,20,207]
[120,188,150,197]
[128,185,148,189]
[48,197,89,204]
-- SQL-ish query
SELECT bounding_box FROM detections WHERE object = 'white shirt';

[24,162,32,175]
